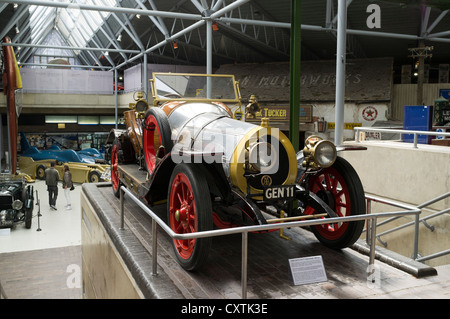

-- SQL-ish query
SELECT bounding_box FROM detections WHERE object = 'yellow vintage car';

[19,156,110,184]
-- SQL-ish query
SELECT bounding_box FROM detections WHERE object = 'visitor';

[62,165,73,210]
[45,161,60,210]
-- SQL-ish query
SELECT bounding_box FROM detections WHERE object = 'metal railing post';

[241,231,248,299]
[120,186,125,230]
[152,219,158,276]
[366,198,372,246]
[367,217,377,283]
[412,211,420,260]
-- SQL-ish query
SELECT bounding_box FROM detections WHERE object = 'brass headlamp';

[129,91,149,118]
[302,135,337,169]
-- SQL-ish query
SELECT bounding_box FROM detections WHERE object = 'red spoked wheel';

[111,139,121,198]
[143,107,172,174]
[168,164,212,271]
[304,156,365,249]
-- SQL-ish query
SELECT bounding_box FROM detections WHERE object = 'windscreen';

[152,73,239,102]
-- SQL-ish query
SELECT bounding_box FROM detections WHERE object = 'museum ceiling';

[1,0,450,72]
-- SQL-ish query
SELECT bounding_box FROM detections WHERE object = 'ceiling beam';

[0,0,202,20]
[2,42,141,54]
[18,62,111,69]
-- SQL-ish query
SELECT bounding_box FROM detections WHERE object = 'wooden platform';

[80,182,450,299]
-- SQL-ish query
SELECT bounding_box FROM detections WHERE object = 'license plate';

[263,185,295,201]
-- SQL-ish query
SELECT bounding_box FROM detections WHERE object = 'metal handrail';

[366,191,450,262]
[119,186,421,299]
[354,127,450,148]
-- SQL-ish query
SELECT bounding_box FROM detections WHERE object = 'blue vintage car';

[19,133,110,183]
[19,132,105,164]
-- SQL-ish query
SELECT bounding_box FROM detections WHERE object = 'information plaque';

[289,255,327,286]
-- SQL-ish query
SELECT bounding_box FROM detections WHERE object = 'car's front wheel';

[167,164,212,271]
[303,156,365,249]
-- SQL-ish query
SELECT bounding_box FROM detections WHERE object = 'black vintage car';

[0,175,34,229]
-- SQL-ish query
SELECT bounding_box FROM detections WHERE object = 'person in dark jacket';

[45,161,60,210]
[62,165,73,210]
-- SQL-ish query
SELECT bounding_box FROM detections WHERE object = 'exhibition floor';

[0,180,82,253]
[0,180,83,299]
[0,180,449,299]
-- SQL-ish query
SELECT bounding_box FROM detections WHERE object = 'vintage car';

[107,73,366,271]
[19,133,110,183]
[19,157,109,184]
[0,174,35,229]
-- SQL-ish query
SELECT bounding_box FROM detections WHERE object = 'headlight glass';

[12,199,23,210]
[135,100,148,113]
[248,142,278,173]
[314,140,337,167]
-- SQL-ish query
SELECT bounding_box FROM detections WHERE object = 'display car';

[19,132,110,183]
[107,73,366,271]
[0,174,35,229]
[19,132,105,164]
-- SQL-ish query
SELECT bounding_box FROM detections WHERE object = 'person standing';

[62,165,73,210]
[45,161,60,210]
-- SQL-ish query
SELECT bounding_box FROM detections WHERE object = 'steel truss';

[1,0,449,72]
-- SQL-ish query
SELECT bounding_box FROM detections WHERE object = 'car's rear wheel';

[36,165,46,180]
[167,164,212,271]
[111,139,121,198]
[88,170,101,183]
[142,107,173,174]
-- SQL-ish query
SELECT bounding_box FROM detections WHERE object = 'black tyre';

[304,156,365,249]
[36,165,46,180]
[23,185,33,229]
[167,164,212,271]
[142,107,173,174]
[25,207,32,229]
[111,138,122,198]
[88,170,101,183]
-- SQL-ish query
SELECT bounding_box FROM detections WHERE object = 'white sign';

[289,255,327,286]
[21,68,112,94]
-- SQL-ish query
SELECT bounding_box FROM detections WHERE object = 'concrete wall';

[341,141,450,266]
[81,191,144,298]
[0,92,135,115]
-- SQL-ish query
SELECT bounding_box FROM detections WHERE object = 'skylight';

[29,0,117,49]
